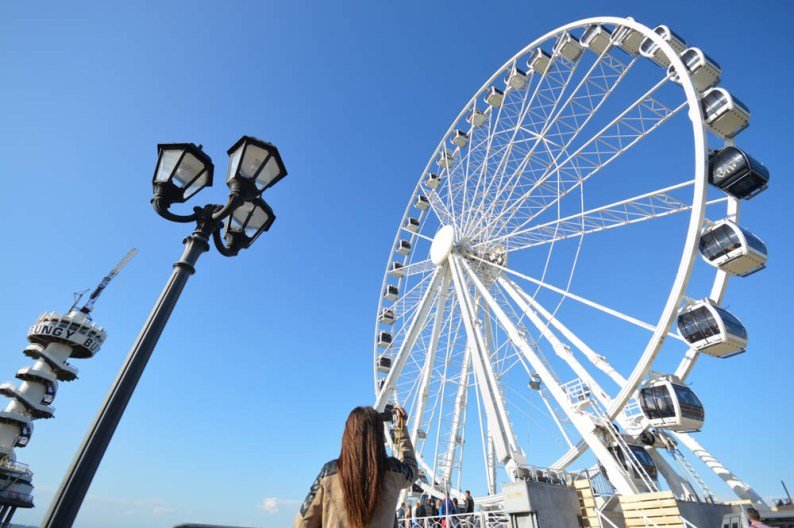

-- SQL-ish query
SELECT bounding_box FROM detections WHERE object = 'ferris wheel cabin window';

[629,445,658,480]
[744,232,767,255]
[713,306,747,340]
[673,384,705,420]
[699,223,741,261]
[640,386,675,419]
[677,306,720,343]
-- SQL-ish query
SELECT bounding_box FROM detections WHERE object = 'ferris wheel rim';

[371,15,712,503]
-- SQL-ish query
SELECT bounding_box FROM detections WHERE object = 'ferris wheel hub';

[430,225,456,266]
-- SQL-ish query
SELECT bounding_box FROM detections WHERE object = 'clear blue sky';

[1,2,792,527]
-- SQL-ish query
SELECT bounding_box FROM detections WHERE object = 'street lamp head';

[153,143,214,204]
[226,136,287,196]
[224,198,275,251]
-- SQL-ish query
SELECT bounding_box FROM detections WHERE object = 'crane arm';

[80,248,138,314]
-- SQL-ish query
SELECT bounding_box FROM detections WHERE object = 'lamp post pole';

[40,222,213,528]
[40,137,287,528]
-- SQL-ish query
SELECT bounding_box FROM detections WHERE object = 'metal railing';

[401,511,509,528]
[576,467,615,497]
[561,377,592,406]
[518,464,577,487]
[0,458,32,478]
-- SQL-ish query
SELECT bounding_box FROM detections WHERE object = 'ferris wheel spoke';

[440,143,462,226]
[411,270,452,444]
[501,95,687,240]
[462,47,572,236]
[468,53,580,236]
[396,354,428,414]
[396,258,436,279]
[401,229,435,243]
[468,255,687,342]
[478,180,698,251]
[476,76,683,240]
[391,272,436,325]
[426,187,456,227]
[469,48,639,241]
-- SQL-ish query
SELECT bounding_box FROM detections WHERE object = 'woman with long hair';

[293,405,417,528]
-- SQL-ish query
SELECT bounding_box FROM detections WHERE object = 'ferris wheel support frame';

[503,277,627,388]
[506,276,708,498]
[410,270,452,447]
[441,344,472,483]
[457,255,640,494]
[506,199,765,506]
[449,256,524,470]
[649,450,699,500]
[499,278,614,407]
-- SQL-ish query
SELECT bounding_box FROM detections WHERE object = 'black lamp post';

[41,137,287,528]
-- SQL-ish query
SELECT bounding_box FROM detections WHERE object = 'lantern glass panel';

[172,151,203,191]
[154,149,182,183]
[229,202,254,235]
[259,155,282,190]
[240,144,269,187]
[184,170,210,200]
[226,145,243,183]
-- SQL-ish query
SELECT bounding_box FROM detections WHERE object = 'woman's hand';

[394,405,408,429]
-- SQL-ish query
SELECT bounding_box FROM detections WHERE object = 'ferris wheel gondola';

[677,299,748,358]
[640,25,687,67]
[702,87,751,138]
[669,48,722,92]
[699,220,768,276]
[639,377,705,432]
[709,146,770,200]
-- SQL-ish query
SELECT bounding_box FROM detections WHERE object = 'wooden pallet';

[619,491,685,528]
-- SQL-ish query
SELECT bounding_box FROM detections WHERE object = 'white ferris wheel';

[372,17,771,506]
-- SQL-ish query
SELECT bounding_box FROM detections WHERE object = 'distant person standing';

[413,500,425,528]
[403,503,412,528]
[450,498,461,527]
[439,495,455,527]
[397,502,405,526]
[464,490,474,514]
[747,508,772,528]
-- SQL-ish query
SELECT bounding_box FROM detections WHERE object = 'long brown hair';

[338,406,388,528]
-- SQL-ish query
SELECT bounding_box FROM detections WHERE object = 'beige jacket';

[293,425,418,528]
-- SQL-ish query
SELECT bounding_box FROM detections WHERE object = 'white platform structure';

[0,250,135,524]
[371,16,772,525]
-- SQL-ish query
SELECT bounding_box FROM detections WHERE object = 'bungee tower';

[0,249,135,525]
